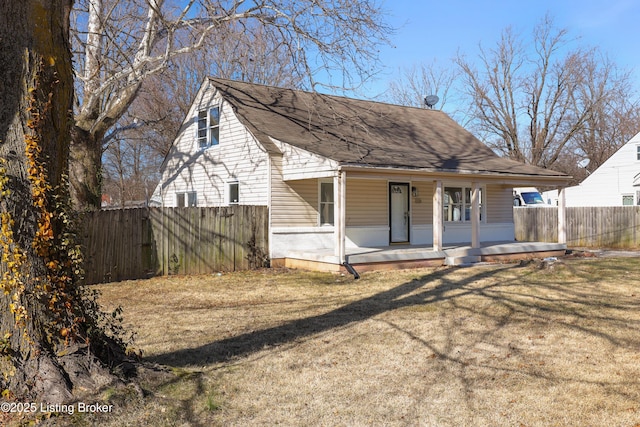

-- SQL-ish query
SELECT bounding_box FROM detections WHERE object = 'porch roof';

[208,78,571,185]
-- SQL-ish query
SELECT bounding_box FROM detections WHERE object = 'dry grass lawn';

[29,257,640,426]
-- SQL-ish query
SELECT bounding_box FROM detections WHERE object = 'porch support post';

[433,180,443,251]
[558,186,566,244]
[471,181,480,248]
[334,171,347,262]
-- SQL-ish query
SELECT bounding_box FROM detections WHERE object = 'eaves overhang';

[338,164,572,187]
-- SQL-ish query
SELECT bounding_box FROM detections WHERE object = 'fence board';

[81,206,269,284]
[515,206,640,249]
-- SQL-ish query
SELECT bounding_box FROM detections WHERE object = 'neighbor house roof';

[208,77,569,181]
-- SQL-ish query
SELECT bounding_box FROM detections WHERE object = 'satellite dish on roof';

[424,95,439,109]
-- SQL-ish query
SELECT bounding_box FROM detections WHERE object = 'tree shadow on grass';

[146,264,533,367]
[147,260,640,371]
[138,259,640,426]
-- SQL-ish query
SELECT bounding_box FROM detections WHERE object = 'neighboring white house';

[152,78,570,271]
[545,131,640,207]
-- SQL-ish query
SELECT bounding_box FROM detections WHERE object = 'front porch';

[272,241,567,274]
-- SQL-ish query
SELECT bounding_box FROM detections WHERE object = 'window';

[444,186,482,222]
[229,182,239,205]
[623,194,634,206]
[319,181,334,226]
[636,145,640,161]
[176,191,197,207]
[197,106,220,149]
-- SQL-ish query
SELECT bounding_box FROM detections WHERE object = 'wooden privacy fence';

[80,206,269,284]
[514,206,640,249]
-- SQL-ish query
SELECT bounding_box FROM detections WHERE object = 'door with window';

[389,183,410,243]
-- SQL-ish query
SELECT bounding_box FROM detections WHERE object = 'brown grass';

[35,259,640,425]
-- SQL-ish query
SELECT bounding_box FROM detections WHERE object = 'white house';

[548,132,640,207]
[152,78,570,271]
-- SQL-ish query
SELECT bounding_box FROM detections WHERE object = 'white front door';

[389,183,410,243]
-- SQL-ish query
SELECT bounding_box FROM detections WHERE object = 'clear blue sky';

[364,0,640,98]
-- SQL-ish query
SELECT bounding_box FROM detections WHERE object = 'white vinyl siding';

[155,84,269,207]
[559,131,640,206]
[270,138,337,180]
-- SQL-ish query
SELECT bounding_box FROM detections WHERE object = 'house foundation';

[271,241,567,274]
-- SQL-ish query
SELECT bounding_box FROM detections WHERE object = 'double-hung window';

[319,181,334,226]
[176,191,197,207]
[444,186,482,222]
[198,106,220,149]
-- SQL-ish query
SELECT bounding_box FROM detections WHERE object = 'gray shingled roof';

[208,78,569,179]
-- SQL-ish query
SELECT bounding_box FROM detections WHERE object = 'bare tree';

[456,15,638,175]
[101,25,308,207]
[0,0,127,401]
[386,60,459,113]
[70,0,392,209]
[570,55,640,179]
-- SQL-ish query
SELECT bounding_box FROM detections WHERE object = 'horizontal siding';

[271,156,318,227]
[412,181,434,225]
[486,185,513,223]
[345,179,387,226]
[563,133,640,206]
[278,142,336,179]
[345,179,435,226]
[157,85,269,207]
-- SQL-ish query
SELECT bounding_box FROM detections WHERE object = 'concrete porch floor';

[274,241,567,273]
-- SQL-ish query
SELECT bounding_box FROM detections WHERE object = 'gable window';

[176,191,197,207]
[198,106,220,149]
[444,186,483,222]
[637,146,640,161]
[319,181,334,226]
[229,182,239,205]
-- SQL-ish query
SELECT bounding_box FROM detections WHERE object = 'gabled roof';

[208,77,569,180]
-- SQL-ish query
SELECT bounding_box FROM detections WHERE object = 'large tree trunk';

[0,0,123,402]
[70,126,104,210]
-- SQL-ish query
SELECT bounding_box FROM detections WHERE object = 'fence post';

[558,188,566,244]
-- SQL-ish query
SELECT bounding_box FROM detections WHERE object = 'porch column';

[471,182,480,248]
[558,186,566,244]
[433,180,443,251]
[334,171,347,262]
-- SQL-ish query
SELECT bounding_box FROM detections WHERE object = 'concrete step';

[445,255,481,266]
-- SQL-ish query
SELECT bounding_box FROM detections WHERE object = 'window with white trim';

[197,106,220,149]
[176,191,197,207]
[319,181,334,226]
[229,182,239,205]
[636,145,640,161]
[444,186,483,222]
[623,194,634,206]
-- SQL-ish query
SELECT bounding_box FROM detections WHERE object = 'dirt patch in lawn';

[24,259,640,426]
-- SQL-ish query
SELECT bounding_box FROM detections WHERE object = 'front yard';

[31,258,640,425]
